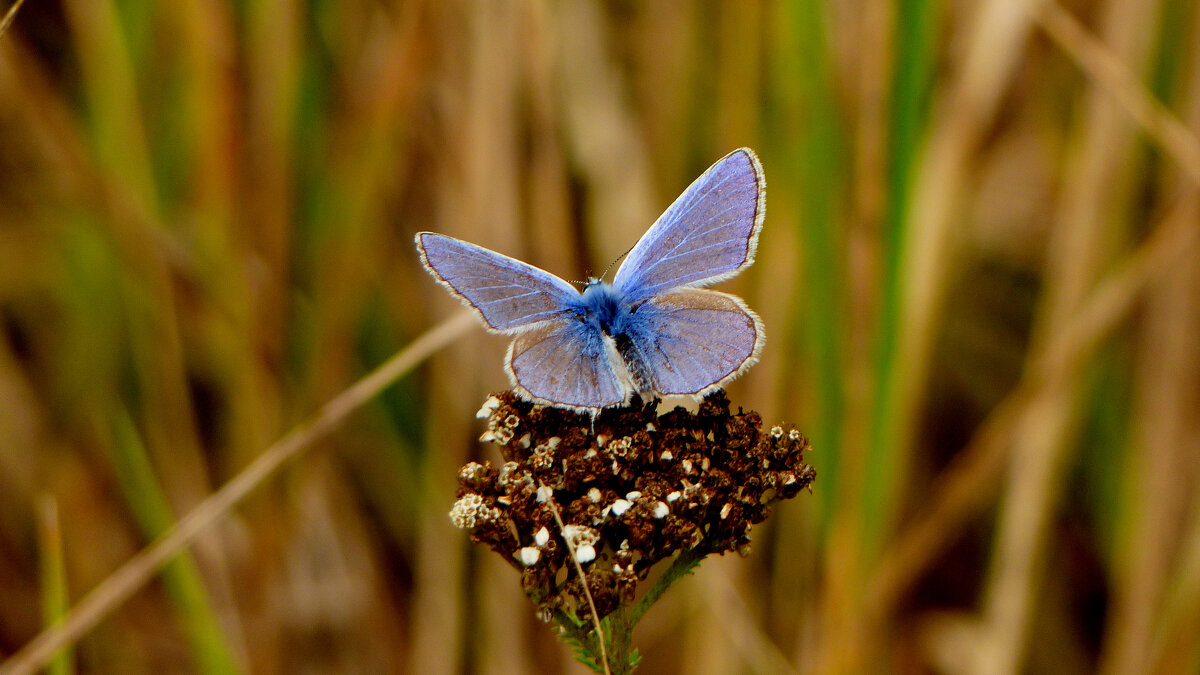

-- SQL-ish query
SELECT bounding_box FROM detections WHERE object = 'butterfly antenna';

[569,242,633,286]
[599,243,636,281]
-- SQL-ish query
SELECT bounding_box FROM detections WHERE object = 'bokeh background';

[2,0,1199,673]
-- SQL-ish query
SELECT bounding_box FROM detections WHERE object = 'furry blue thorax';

[574,279,634,336]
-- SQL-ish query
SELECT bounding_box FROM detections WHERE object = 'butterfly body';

[417,148,766,412]
[573,280,631,334]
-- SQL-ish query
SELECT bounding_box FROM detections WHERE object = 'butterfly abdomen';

[575,281,657,395]
[613,333,655,394]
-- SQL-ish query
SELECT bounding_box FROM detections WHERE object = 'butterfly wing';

[613,148,765,304]
[416,232,579,333]
[620,288,764,397]
[505,318,633,410]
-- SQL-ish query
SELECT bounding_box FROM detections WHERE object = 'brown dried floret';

[451,389,815,620]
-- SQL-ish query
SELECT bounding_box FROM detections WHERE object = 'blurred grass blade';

[37,497,73,675]
[978,2,1164,670]
[0,0,26,38]
[865,188,1200,624]
[0,312,476,675]
[1153,470,1200,672]
[107,408,242,674]
[862,0,1046,572]
[62,0,160,223]
[779,0,847,532]
[863,0,940,564]
[1037,0,1200,183]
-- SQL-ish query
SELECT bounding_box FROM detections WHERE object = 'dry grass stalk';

[0,312,476,675]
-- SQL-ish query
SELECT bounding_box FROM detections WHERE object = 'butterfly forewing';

[613,148,764,303]
[620,288,763,396]
[416,233,579,332]
[506,320,631,409]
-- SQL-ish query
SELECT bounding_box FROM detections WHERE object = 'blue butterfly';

[416,148,765,412]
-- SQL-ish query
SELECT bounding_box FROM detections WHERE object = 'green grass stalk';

[862,0,939,562]
[779,0,847,533]
[37,498,74,675]
[107,409,241,674]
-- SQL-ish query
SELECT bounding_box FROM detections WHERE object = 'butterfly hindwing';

[613,148,765,303]
[619,288,764,397]
[416,232,579,333]
[506,319,632,410]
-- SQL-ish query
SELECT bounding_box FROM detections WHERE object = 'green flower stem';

[557,544,711,673]
[629,545,709,626]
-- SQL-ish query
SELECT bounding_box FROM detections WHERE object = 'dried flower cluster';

[451,390,815,621]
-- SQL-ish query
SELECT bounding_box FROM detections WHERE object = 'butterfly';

[416,147,765,412]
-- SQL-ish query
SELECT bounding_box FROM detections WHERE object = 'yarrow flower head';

[449,389,814,670]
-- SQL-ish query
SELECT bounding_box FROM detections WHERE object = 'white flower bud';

[476,396,501,419]
[575,544,596,564]
[518,547,541,566]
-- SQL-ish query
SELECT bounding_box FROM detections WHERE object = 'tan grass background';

[1,0,1199,673]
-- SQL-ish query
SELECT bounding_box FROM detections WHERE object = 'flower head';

[451,390,815,621]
